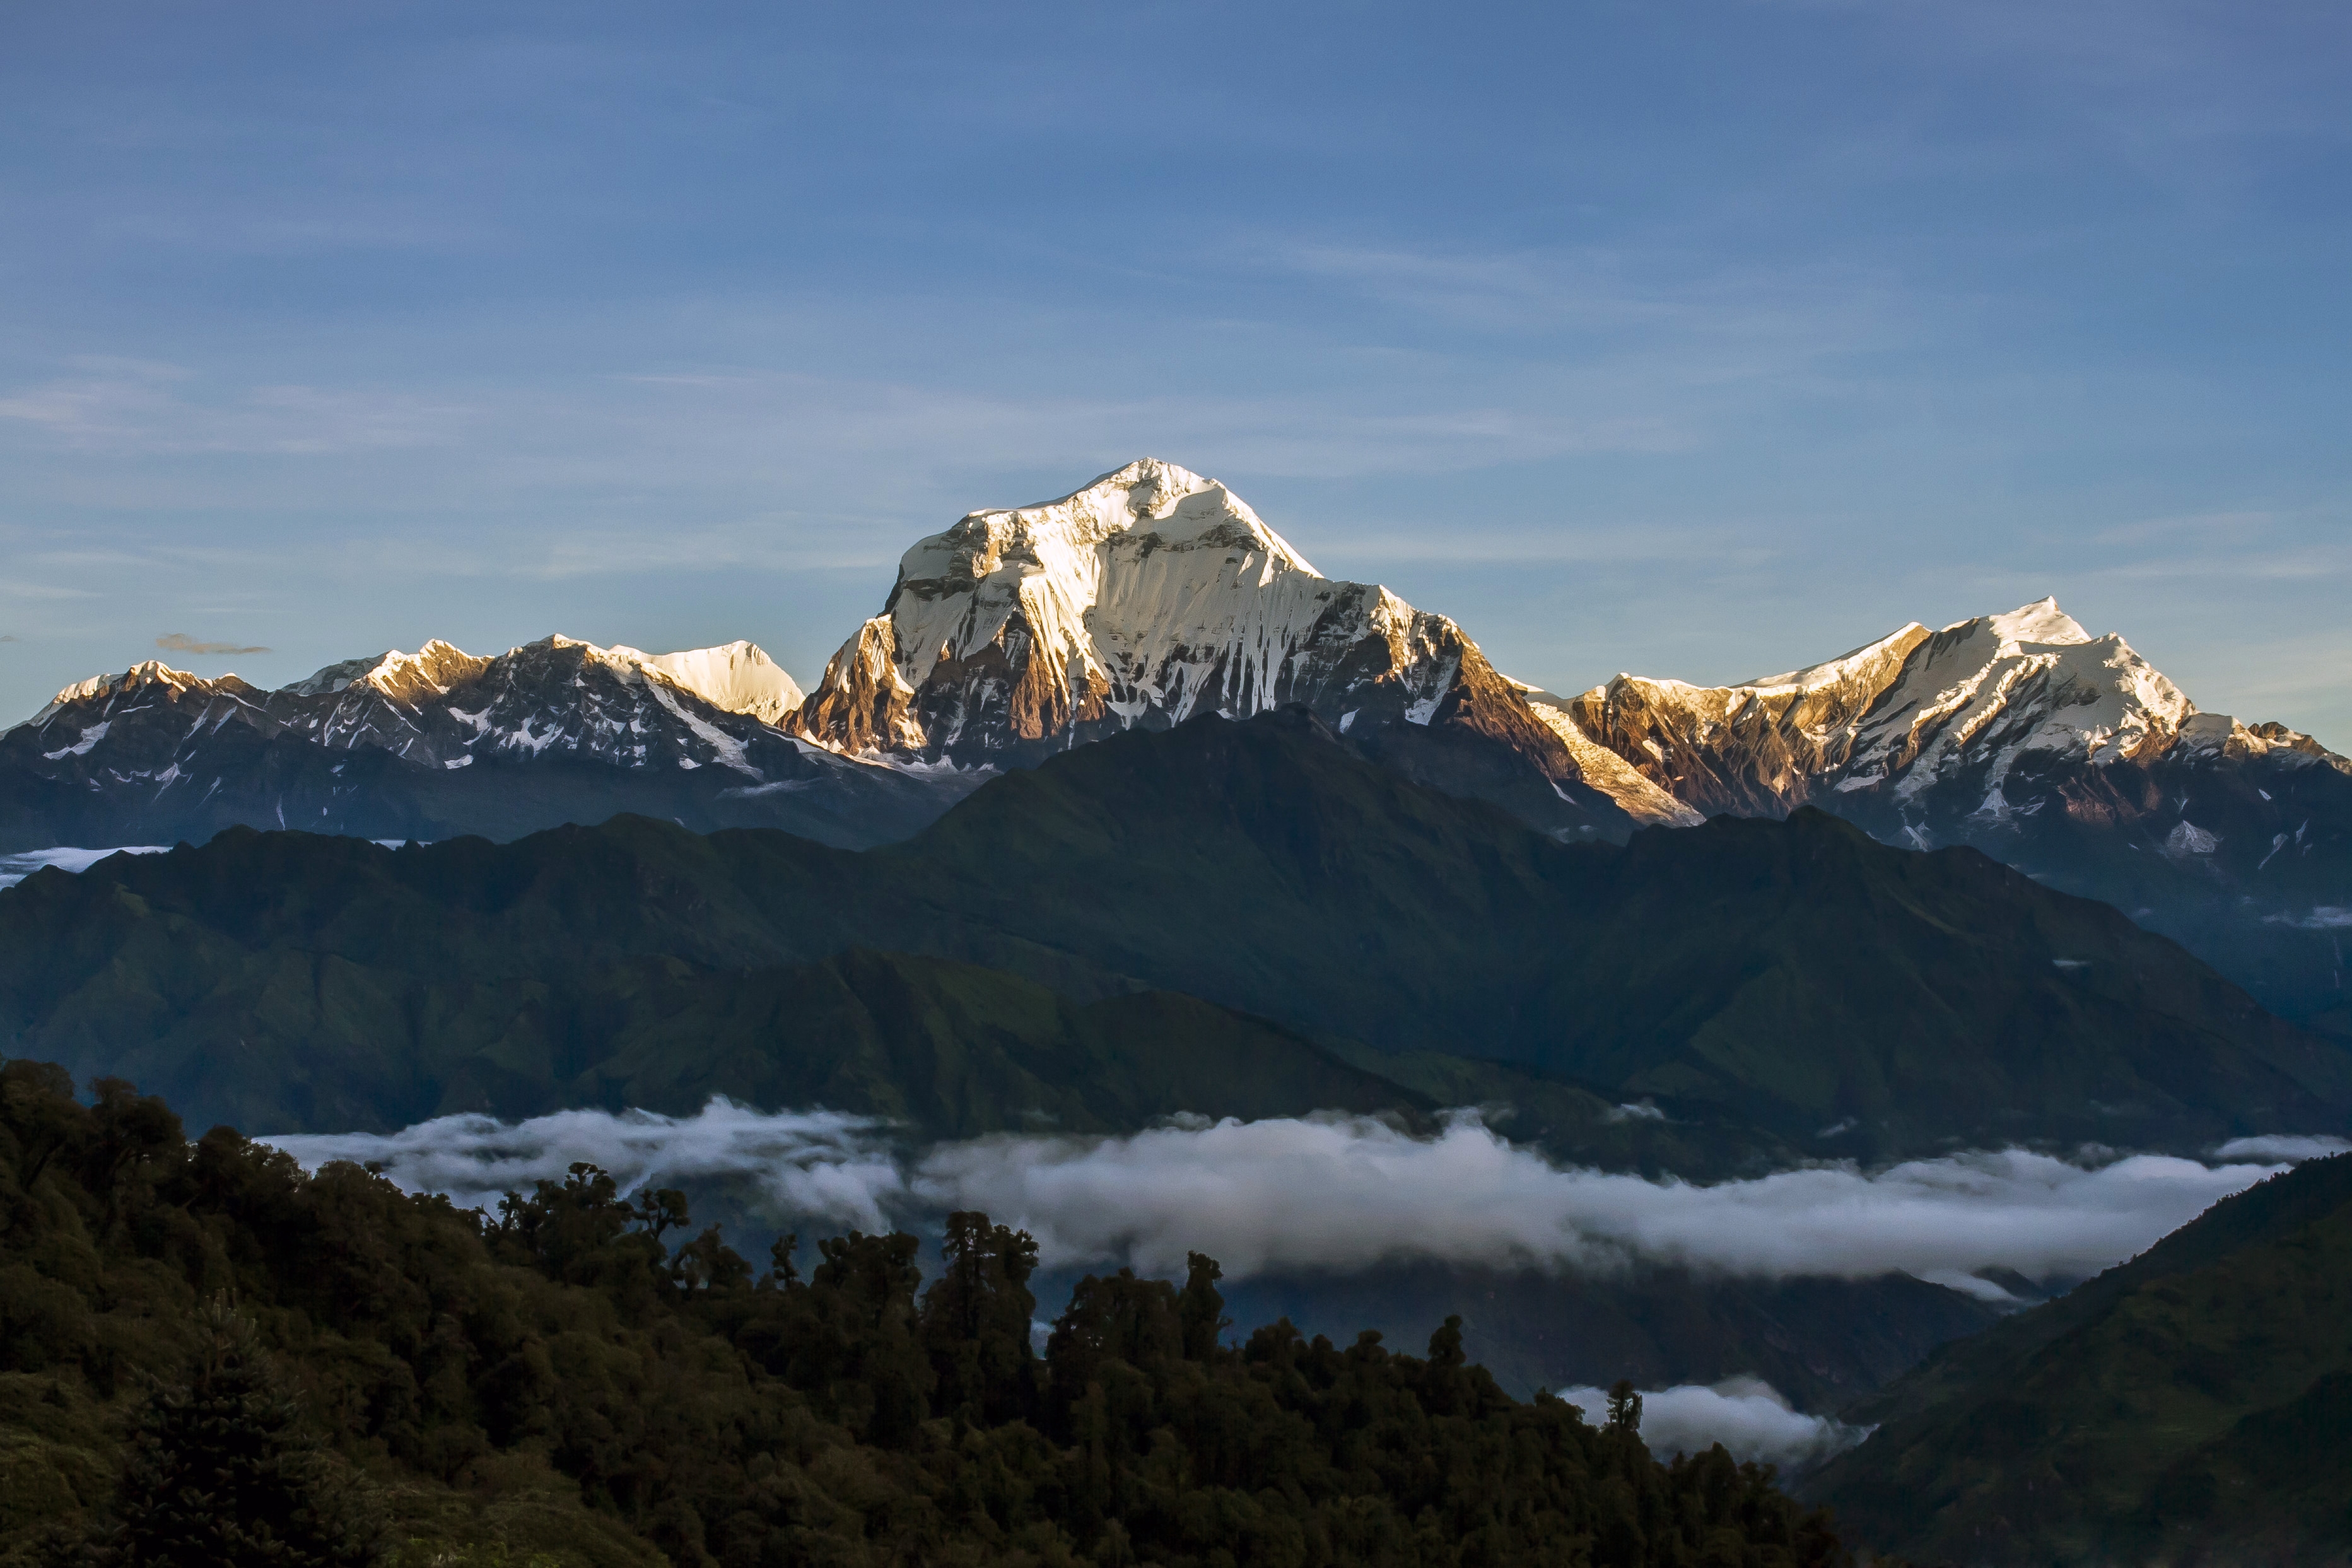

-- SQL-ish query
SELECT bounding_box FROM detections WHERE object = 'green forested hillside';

[0,1058,1848,1568]
[2,711,2342,1159]
[1221,1265,1996,1420]
[1812,1155,2352,1564]
[0,930,1421,1143]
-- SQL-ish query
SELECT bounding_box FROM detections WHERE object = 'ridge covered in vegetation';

[1812,1154,2352,1564]
[1,1058,1848,1567]
[3,712,2343,1163]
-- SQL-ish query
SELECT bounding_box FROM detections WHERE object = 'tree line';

[0,1059,1849,1567]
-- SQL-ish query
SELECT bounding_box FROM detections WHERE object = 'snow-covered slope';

[1834,600,2195,807]
[1513,682,1702,828]
[795,459,1632,834]
[636,641,804,727]
[256,635,815,774]
[0,638,951,852]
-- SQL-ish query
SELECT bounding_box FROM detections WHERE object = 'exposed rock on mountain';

[1562,599,2352,1034]
[793,459,1635,835]
[1563,600,2203,820]
[0,636,953,852]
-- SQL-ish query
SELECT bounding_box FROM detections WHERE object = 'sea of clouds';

[265,1103,2335,1299]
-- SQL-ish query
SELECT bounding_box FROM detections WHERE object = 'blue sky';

[3,1,2346,737]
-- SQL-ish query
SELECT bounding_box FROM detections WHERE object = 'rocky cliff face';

[1558,623,1934,819]
[794,459,1637,834]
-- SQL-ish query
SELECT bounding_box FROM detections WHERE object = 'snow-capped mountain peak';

[1842,599,2193,798]
[626,640,804,725]
[283,640,491,704]
[792,459,1632,832]
[3,631,952,853]
[882,457,1320,696]
[800,458,1362,758]
[278,637,803,727]
[32,661,234,726]
[1554,599,2208,821]
[1982,594,2092,650]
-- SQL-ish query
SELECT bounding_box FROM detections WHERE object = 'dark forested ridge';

[0,1060,1849,1568]
[1811,1154,2352,1564]
[3,711,2344,1162]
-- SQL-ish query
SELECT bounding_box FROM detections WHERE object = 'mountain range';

[8,460,2352,1560]
[1,633,963,853]
[6,710,2341,1163]
[16,705,2334,1416]
[8,459,2343,1036]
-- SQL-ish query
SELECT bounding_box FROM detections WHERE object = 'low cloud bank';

[913,1113,2282,1293]
[269,1100,903,1231]
[1559,1378,1867,1468]
[266,1104,2308,1295]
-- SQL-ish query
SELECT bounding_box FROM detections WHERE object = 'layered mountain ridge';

[11,709,2344,1162]
[4,456,2344,1026]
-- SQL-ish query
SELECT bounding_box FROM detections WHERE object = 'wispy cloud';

[2216,1135,2351,1161]
[1263,240,1914,366]
[0,360,471,456]
[157,631,271,655]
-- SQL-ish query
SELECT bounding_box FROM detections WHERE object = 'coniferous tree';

[81,1302,377,1567]
[1609,1377,1646,1433]
[920,1210,1040,1425]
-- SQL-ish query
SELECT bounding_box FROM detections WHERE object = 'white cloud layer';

[1559,1377,1868,1469]
[913,1114,2283,1295]
[264,1104,2313,1297]
[267,1099,903,1232]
